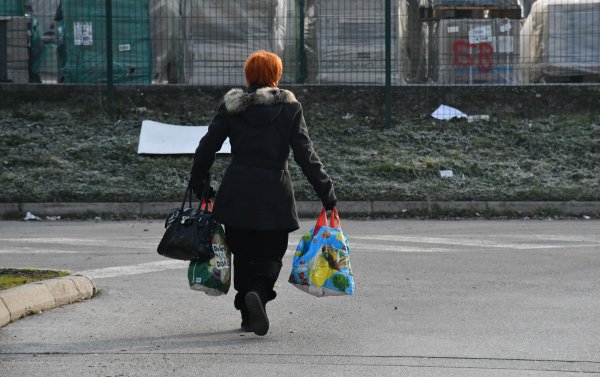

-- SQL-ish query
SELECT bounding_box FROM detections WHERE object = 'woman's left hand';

[192,184,215,201]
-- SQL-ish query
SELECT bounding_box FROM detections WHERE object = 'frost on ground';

[1,94,599,204]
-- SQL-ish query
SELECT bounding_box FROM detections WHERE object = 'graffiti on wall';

[452,40,494,73]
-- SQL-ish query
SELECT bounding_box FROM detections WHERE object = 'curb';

[0,275,97,328]
[1,201,600,218]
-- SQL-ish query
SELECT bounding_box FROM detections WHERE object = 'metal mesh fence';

[1,0,600,85]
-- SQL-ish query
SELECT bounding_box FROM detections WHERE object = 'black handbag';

[157,183,217,261]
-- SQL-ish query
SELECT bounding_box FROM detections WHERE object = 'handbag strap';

[179,181,193,211]
[180,180,212,212]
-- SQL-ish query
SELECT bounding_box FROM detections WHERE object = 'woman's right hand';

[322,198,337,211]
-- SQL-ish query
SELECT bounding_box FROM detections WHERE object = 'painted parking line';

[0,237,158,254]
[348,243,451,252]
[3,234,598,256]
[0,237,156,248]
[77,260,187,279]
[72,232,600,279]
[351,235,600,250]
[0,248,95,254]
[4,233,599,279]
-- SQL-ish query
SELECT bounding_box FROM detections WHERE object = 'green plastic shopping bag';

[188,223,231,296]
[289,208,354,297]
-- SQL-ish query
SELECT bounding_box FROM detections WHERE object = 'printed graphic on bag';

[188,224,231,296]
[289,225,354,297]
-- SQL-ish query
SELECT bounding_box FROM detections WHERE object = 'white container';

[519,0,600,83]
[305,0,403,84]
[182,0,298,85]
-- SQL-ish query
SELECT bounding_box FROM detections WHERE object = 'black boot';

[245,290,269,336]
[235,292,252,332]
[240,308,252,332]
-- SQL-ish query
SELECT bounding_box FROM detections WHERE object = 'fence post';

[384,0,392,128]
[105,0,114,115]
[298,0,307,84]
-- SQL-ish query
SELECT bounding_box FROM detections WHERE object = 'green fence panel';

[60,0,152,84]
[422,0,520,6]
[0,0,25,16]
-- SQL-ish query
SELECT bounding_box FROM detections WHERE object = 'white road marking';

[508,234,600,242]
[3,233,598,281]
[77,260,187,279]
[0,237,113,243]
[350,235,600,250]
[349,243,450,252]
[0,237,157,254]
[287,241,449,253]
[0,237,156,248]
[0,248,94,254]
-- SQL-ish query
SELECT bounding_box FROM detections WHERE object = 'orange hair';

[244,50,283,88]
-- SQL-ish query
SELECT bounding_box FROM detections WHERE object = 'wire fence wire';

[2,0,600,85]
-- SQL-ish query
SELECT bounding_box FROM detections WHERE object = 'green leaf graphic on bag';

[332,273,350,291]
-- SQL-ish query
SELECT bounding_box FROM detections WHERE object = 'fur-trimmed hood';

[224,87,298,114]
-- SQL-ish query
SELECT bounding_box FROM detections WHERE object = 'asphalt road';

[1,219,599,376]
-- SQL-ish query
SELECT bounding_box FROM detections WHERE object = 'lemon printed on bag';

[308,253,336,286]
[308,244,344,286]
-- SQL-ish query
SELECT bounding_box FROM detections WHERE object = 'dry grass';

[1,99,599,204]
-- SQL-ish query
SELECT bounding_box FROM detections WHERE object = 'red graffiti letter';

[452,40,474,67]
[477,42,494,73]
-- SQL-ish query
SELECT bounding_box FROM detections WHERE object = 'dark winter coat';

[190,86,336,232]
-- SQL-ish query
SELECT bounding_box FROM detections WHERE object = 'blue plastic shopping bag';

[289,208,354,297]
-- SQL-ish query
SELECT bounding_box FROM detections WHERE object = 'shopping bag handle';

[181,181,213,212]
[199,185,214,212]
[314,207,341,235]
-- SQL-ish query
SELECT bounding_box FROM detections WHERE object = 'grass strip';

[0,268,70,291]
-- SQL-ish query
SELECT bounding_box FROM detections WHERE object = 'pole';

[298,0,306,83]
[384,0,392,128]
[106,0,114,115]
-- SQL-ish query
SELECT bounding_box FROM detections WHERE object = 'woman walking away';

[190,50,337,336]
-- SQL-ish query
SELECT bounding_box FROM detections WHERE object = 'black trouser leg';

[225,226,289,307]
[232,248,253,311]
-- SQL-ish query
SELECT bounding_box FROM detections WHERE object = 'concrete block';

[6,68,28,83]
[433,201,486,211]
[44,277,81,306]
[295,201,322,217]
[373,201,489,214]
[0,203,19,215]
[373,201,421,214]
[6,35,27,46]
[0,283,56,322]
[6,17,27,31]
[140,202,179,216]
[486,201,532,213]
[0,299,10,327]
[485,201,600,215]
[560,201,600,215]
[66,275,96,299]
[20,202,139,216]
[7,46,28,60]
[337,201,371,215]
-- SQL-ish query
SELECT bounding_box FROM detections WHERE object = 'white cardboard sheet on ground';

[432,105,467,120]
[137,120,231,154]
